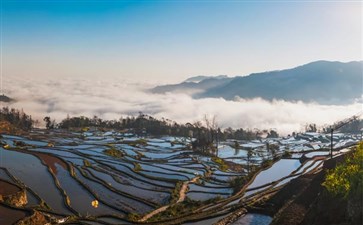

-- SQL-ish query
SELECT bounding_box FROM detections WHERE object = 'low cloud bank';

[4,77,361,135]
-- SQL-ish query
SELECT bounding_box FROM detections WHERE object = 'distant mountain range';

[184,75,229,83]
[151,61,363,104]
[152,76,233,95]
[0,94,13,102]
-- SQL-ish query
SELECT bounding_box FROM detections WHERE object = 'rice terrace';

[0,1,362,225]
[0,109,361,224]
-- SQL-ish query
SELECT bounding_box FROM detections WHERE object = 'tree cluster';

[0,107,33,131]
[330,118,363,134]
[220,127,278,140]
[50,113,278,144]
[306,116,362,134]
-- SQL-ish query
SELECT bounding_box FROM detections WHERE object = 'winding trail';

[139,176,200,222]
[177,176,199,203]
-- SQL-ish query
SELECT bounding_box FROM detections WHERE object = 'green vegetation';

[133,162,142,172]
[212,156,229,172]
[83,159,91,167]
[133,139,148,146]
[170,181,183,204]
[305,123,318,132]
[13,140,27,147]
[43,116,56,130]
[47,142,55,147]
[261,159,274,168]
[322,142,363,198]
[103,148,124,158]
[133,151,145,160]
[229,176,246,194]
[323,117,363,134]
[282,150,292,158]
[171,140,183,146]
[267,143,279,158]
[127,213,141,222]
[0,107,33,131]
[39,200,52,210]
[149,197,222,221]
[196,178,205,186]
[69,166,76,177]
[81,127,90,132]
[55,113,278,141]
[65,196,71,206]
[266,130,279,138]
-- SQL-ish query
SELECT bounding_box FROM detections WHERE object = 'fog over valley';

[0,2,362,224]
[4,76,361,135]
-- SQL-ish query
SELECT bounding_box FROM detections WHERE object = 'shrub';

[261,159,273,168]
[83,159,91,167]
[282,150,292,158]
[81,127,90,132]
[170,181,183,204]
[13,140,27,147]
[322,142,363,198]
[103,148,124,158]
[0,107,33,131]
[133,162,142,172]
[149,197,204,221]
[135,139,148,146]
[212,156,229,172]
[127,213,141,222]
[229,176,246,194]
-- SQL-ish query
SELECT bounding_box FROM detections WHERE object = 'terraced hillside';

[0,129,360,225]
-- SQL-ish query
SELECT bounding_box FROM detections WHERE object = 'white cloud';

[3,77,362,135]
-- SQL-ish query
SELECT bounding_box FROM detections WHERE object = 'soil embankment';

[260,151,362,225]
[139,176,200,222]
[0,180,27,207]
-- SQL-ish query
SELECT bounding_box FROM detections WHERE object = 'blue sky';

[1,0,362,82]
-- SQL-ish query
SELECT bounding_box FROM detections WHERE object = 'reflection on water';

[0,205,28,225]
[304,151,329,158]
[1,149,72,214]
[183,214,228,225]
[248,159,300,189]
[0,180,21,195]
[232,213,272,225]
[218,145,248,158]
[0,130,356,223]
[187,191,229,201]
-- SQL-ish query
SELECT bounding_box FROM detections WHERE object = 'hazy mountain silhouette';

[0,94,14,102]
[152,76,233,94]
[151,61,362,104]
[184,75,229,83]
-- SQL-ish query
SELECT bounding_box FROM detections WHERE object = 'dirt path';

[138,205,170,222]
[177,176,199,203]
[139,176,200,222]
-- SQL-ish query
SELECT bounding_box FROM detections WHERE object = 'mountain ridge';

[151,60,363,105]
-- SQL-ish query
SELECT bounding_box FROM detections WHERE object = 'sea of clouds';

[4,77,362,135]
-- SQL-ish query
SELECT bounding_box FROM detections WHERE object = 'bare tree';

[203,115,220,156]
